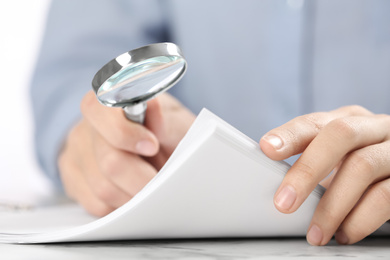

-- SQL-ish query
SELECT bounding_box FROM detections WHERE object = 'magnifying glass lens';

[97,55,186,107]
[92,42,186,124]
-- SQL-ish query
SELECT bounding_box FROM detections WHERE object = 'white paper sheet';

[0,109,333,243]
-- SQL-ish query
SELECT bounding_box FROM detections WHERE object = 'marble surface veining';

[1,237,389,259]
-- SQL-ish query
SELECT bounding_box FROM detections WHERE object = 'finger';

[307,140,390,245]
[77,123,135,209]
[58,148,115,217]
[335,178,390,245]
[81,90,159,156]
[68,120,134,209]
[92,127,157,197]
[144,94,195,169]
[82,163,134,210]
[274,114,390,214]
[260,105,373,161]
[146,94,195,150]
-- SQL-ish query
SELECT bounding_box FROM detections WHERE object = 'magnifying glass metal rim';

[91,42,187,108]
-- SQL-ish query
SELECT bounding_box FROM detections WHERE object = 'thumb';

[259,106,373,161]
[259,112,332,161]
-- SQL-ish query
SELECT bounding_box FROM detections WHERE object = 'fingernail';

[275,185,296,211]
[307,224,323,246]
[136,140,157,156]
[335,229,349,245]
[263,135,283,150]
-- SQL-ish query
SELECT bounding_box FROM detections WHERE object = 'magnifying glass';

[92,42,187,124]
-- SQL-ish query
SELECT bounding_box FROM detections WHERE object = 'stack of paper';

[0,109,327,243]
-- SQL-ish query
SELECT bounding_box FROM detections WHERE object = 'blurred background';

[0,0,54,204]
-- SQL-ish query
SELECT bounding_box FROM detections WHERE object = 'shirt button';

[286,0,305,10]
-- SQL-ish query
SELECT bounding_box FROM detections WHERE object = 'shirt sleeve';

[30,0,169,187]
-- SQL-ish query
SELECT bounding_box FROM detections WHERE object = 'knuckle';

[94,181,118,204]
[294,160,317,184]
[279,126,299,148]
[88,204,113,217]
[284,112,331,149]
[316,202,340,225]
[343,105,373,116]
[370,182,390,206]
[345,151,376,183]
[327,118,359,141]
[299,112,330,133]
[109,122,136,150]
[111,126,128,148]
[98,151,123,178]
[375,113,390,126]
[67,125,83,147]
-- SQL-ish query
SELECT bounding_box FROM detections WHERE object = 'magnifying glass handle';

[123,102,147,124]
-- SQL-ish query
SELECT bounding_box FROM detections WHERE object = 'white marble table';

[1,237,389,259]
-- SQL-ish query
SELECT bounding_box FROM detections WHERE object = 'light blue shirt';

[30,0,390,185]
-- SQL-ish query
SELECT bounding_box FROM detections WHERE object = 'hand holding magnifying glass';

[92,42,187,124]
[57,43,191,217]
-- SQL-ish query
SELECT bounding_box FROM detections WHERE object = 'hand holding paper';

[261,105,390,245]
[58,91,194,216]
